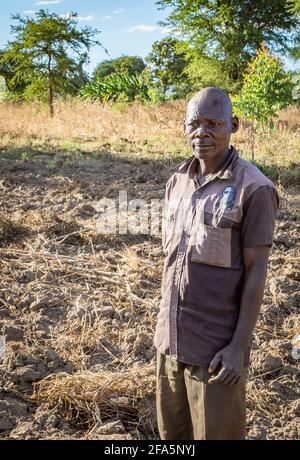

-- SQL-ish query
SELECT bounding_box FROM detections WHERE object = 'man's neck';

[198,147,231,176]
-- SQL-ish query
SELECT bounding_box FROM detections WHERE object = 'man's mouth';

[193,142,213,148]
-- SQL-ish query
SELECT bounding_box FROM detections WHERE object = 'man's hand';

[208,344,244,385]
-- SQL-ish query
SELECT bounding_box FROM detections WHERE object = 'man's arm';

[208,246,270,385]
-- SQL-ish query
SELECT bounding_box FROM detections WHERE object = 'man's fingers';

[208,353,222,373]
[208,366,229,384]
[228,375,240,386]
[223,371,237,385]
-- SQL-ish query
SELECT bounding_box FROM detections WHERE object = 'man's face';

[184,96,238,161]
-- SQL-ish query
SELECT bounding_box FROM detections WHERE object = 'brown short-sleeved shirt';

[154,146,279,367]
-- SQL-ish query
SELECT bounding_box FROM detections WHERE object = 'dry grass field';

[0,100,299,439]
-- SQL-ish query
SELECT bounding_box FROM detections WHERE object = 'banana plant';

[80,71,150,101]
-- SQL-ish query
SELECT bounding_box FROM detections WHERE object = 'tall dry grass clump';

[33,364,156,433]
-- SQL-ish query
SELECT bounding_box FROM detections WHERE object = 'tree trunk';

[250,122,255,162]
[47,51,54,117]
[49,82,54,117]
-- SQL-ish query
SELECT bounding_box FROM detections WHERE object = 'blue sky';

[0,0,298,75]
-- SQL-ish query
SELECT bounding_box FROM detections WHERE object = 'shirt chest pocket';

[190,223,232,268]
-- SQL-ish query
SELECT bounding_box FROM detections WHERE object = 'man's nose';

[194,124,208,137]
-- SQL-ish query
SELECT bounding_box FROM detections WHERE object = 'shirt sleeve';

[241,185,279,248]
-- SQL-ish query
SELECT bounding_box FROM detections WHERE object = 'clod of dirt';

[0,307,10,318]
[23,270,36,282]
[34,407,59,429]
[0,399,28,417]
[0,416,14,432]
[97,306,115,318]
[45,350,60,363]
[251,351,283,374]
[15,366,43,383]
[3,326,24,342]
[29,298,48,313]
[25,355,44,366]
[265,354,284,371]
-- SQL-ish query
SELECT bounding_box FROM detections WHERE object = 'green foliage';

[80,71,150,102]
[177,43,240,96]
[93,59,115,78]
[93,55,146,79]
[232,46,294,125]
[0,48,29,95]
[287,0,300,58]
[0,10,102,115]
[287,0,300,14]
[140,68,166,103]
[157,0,300,87]
[146,37,188,96]
[18,76,48,103]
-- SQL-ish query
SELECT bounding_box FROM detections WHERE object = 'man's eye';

[209,121,220,127]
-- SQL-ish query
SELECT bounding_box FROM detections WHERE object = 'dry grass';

[33,364,156,434]
[0,100,299,168]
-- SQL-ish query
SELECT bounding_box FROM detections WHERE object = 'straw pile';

[33,364,156,434]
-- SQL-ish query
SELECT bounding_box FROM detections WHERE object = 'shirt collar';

[169,145,239,180]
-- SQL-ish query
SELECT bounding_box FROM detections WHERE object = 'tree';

[0,10,103,115]
[93,55,146,79]
[93,59,116,78]
[288,0,300,58]
[233,45,294,124]
[157,0,300,88]
[146,37,188,95]
[232,45,294,159]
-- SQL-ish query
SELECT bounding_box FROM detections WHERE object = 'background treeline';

[0,0,299,122]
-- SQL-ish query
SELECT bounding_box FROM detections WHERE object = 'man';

[154,87,279,440]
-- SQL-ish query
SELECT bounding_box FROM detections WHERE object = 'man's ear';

[231,116,239,134]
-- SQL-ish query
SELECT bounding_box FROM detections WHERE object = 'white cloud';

[124,24,161,33]
[123,24,182,36]
[23,10,36,14]
[35,1,61,4]
[101,9,125,21]
[61,13,94,21]
[77,15,94,21]
[112,9,125,15]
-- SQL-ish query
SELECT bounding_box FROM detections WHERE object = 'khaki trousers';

[156,351,247,440]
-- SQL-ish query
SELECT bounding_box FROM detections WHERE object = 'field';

[0,100,299,440]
